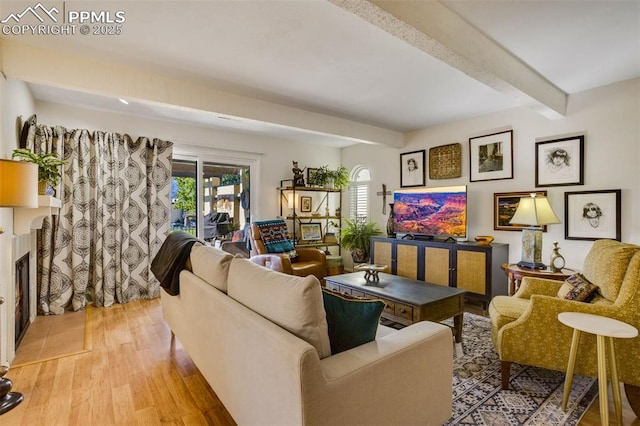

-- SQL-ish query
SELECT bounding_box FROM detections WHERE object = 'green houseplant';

[308,165,349,189]
[12,148,66,195]
[340,218,383,263]
[331,166,349,190]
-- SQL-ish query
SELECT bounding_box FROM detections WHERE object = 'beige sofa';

[161,245,454,426]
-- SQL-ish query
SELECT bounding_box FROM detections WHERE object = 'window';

[348,166,370,221]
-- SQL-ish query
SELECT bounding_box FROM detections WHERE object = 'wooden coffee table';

[325,272,466,343]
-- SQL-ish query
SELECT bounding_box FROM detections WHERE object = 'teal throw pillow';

[322,289,385,354]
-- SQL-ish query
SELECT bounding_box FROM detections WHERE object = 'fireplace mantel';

[13,195,61,235]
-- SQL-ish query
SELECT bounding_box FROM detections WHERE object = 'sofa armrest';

[514,276,564,299]
[305,321,453,425]
[295,247,327,263]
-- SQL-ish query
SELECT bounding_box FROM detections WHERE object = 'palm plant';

[340,218,383,263]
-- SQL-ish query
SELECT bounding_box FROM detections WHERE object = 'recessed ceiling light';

[118,98,129,105]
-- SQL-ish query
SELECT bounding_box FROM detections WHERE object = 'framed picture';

[429,143,462,179]
[535,135,584,187]
[565,189,621,241]
[300,196,312,212]
[400,150,425,187]
[494,191,548,231]
[300,222,323,241]
[469,130,513,182]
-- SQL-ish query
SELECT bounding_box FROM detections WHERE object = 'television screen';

[393,185,467,238]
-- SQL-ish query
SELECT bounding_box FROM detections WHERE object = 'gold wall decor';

[429,143,462,179]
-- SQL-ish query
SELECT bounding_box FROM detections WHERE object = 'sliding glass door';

[171,158,250,242]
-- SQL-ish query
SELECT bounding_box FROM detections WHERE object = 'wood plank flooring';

[3,298,235,425]
[1,297,638,425]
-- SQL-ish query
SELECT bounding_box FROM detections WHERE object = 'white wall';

[342,78,640,271]
[0,78,36,364]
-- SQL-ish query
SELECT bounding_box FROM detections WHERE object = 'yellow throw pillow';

[557,273,598,302]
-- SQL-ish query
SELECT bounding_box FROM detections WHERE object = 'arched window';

[348,165,370,221]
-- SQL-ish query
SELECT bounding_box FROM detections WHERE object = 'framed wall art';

[300,196,312,213]
[429,143,462,179]
[494,191,548,231]
[400,150,425,187]
[469,130,513,182]
[300,223,323,241]
[535,135,584,187]
[565,189,621,241]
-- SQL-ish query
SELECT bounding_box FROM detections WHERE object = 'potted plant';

[340,218,383,263]
[331,166,349,190]
[308,165,349,189]
[12,148,66,195]
[307,165,331,187]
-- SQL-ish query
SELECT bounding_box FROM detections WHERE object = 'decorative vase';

[350,248,369,264]
[386,203,395,237]
[38,181,48,195]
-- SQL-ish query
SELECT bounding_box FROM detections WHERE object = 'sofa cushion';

[190,245,233,293]
[322,289,385,354]
[227,258,331,359]
[557,273,598,302]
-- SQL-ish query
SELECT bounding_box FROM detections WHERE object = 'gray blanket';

[151,231,202,296]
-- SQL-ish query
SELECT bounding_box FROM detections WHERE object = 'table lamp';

[0,159,38,415]
[510,193,560,269]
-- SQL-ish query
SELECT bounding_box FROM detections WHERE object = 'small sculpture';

[292,161,305,187]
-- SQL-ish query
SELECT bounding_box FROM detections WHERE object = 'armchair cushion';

[556,273,598,302]
[322,289,385,354]
[254,220,297,259]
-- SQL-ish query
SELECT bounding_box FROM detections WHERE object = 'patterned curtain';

[30,125,173,314]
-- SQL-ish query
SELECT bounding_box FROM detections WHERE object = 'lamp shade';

[0,159,38,208]
[510,194,560,226]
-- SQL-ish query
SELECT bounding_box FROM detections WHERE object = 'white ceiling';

[2,0,639,147]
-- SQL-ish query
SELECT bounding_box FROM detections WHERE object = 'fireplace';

[14,253,30,348]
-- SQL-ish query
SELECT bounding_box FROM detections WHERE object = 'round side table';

[558,312,638,426]
[502,263,577,296]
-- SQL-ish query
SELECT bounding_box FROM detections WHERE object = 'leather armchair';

[489,240,640,392]
[248,222,327,282]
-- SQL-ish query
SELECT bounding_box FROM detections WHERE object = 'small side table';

[502,263,577,296]
[558,312,638,426]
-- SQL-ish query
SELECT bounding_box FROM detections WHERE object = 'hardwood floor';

[3,298,235,425]
[2,297,638,425]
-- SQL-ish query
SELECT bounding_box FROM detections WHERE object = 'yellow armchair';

[489,240,640,392]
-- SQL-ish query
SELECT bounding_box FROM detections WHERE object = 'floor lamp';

[510,193,560,270]
[0,159,38,415]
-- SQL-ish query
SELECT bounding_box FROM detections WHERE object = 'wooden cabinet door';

[455,249,487,295]
[372,240,393,273]
[424,246,451,286]
[395,243,418,279]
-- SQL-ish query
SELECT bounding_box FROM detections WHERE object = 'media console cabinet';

[370,237,509,306]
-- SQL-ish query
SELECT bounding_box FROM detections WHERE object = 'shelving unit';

[278,181,341,254]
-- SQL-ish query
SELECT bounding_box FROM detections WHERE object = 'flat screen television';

[393,185,467,239]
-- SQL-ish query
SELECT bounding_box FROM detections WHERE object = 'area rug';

[382,313,598,425]
[12,306,93,367]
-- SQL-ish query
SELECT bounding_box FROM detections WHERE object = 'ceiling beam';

[0,39,404,148]
[330,0,567,119]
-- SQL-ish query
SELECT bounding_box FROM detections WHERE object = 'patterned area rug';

[381,313,598,425]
